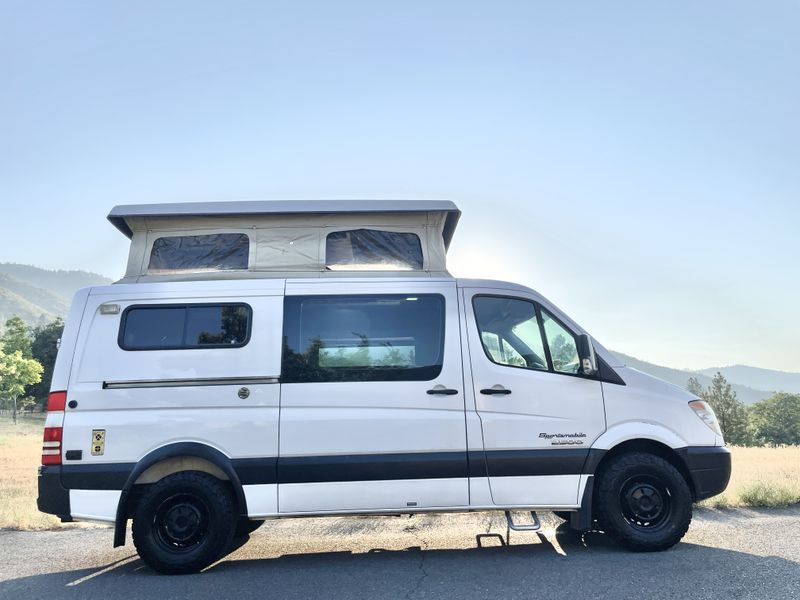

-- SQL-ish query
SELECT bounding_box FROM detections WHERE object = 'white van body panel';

[70,490,120,522]
[279,278,468,512]
[61,280,284,519]
[50,287,92,393]
[460,285,606,506]
[279,478,467,514]
[242,485,278,517]
[600,367,720,448]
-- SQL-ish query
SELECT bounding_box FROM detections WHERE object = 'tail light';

[47,391,67,412]
[42,427,63,465]
[42,391,67,465]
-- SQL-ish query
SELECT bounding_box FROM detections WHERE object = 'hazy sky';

[1,1,798,371]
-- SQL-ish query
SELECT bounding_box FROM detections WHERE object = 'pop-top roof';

[108,200,461,249]
[108,200,461,282]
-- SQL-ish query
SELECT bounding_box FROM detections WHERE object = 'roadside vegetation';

[0,415,60,529]
[698,445,800,509]
[686,374,800,447]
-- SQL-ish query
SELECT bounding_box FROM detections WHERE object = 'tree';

[0,344,43,425]
[686,376,705,397]
[703,372,751,446]
[28,318,64,409]
[1,316,32,357]
[749,393,800,446]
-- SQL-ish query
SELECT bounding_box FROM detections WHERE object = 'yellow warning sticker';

[91,430,106,456]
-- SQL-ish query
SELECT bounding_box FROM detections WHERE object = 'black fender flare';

[113,442,248,547]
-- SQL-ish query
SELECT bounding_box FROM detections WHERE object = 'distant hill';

[695,365,800,395]
[0,263,111,327]
[611,351,773,405]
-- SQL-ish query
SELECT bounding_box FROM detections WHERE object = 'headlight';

[689,400,722,436]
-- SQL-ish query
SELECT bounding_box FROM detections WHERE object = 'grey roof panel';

[108,200,461,247]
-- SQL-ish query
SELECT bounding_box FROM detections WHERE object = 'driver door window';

[472,296,548,371]
[541,310,580,374]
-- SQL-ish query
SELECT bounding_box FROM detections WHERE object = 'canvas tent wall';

[108,200,461,282]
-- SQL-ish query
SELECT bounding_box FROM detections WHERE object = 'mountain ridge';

[694,364,800,395]
[0,263,111,327]
[611,352,775,405]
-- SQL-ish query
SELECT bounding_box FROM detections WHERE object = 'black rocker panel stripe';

[61,462,135,490]
[59,448,605,490]
[278,452,468,484]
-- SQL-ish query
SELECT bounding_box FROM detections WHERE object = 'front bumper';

[37,465,71,520]
[678,446,732,501]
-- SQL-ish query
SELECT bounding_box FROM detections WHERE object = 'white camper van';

[37,201,730,574]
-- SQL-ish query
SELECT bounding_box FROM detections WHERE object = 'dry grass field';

[0,415,798,530]
[698,445,800,509]
[0,415,62,529]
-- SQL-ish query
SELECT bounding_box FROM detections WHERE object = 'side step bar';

[505,510,541,532]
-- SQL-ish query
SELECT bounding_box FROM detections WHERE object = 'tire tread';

[595,452,692,552]
[132,471,237,574]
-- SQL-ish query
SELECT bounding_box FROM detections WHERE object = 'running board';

[505,510,541,532]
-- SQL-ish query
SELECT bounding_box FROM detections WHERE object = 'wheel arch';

[113,442,248,547]
[591,438,697,501]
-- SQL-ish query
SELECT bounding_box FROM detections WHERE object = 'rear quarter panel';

[61,282,284,517]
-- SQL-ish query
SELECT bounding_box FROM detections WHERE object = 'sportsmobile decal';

[539,432,587,446]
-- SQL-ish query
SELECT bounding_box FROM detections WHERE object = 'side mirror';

[576,334,598,377]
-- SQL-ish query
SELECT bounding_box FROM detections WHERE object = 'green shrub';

[738,482,799,507]
[698,494,730,509]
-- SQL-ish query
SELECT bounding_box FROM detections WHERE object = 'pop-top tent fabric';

[108,200,461,282]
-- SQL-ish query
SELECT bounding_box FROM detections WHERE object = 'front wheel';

[132,471,237,574]
[595,452,692,552]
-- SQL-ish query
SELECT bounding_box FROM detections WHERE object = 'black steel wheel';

[619,475,671,529]
[595,452,692,552]
[154,493,209,550]
[132,471,236,574]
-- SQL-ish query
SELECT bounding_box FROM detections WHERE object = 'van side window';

[119,304,251,350]
[472,296,548,371]
[282,295,444,382]
[325,230,424,271]
[148,234,249,273]
[541,310,580,374]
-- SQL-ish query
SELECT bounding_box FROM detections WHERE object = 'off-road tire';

[132,471,237,574]
[595,452,692,552]
[553,511,572,521]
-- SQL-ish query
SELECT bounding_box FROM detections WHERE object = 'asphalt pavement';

[1,507,798,599]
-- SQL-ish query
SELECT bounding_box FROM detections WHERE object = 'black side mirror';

[576,334,598,377]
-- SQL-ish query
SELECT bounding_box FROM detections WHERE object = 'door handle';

[427,388,459,395]
[480,387,511,395]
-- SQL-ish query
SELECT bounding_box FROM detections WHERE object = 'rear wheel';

[132,471,237,574]
[553,511,572,521]
[595,452,692,552]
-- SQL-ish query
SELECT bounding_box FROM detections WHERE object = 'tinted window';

[282,295,444,382]
[326,230,424,271]
[541,310,580,374]
[120,304,251,350]
[148,234,249,272]
[121,307,185,349]
[472,296,548,371]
